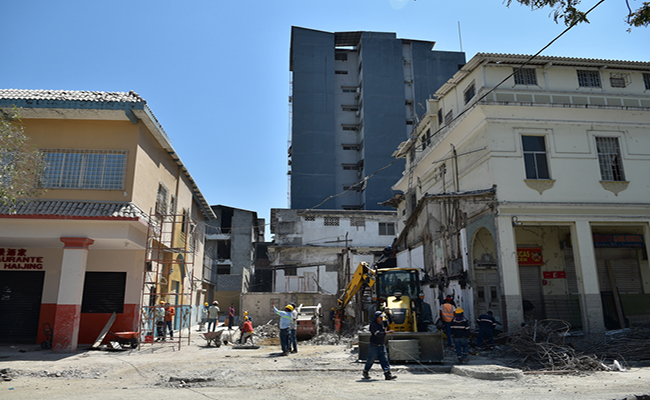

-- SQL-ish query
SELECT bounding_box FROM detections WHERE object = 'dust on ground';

[1,323,649,400]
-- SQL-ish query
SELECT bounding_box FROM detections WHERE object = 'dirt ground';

[1,326,649,400]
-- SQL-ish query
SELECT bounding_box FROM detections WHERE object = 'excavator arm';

[334,262,375,332]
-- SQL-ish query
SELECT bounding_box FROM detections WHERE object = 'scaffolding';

[141,209,197,350]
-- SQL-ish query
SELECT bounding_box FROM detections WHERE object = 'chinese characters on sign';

[517,247,543,266]
[1,248,43,269]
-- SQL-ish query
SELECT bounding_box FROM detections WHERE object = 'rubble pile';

[254,322,280,339]
[506,319,611,371]
[577,326,650,363]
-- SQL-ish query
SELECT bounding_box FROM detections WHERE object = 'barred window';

[156,183,169,215]
[463,82,475,105]
[303,215,315,221]
[596,137,625,181]
[514,68,537,85]
[324,216,340,226]
[350,217,366,227]
[577,70,601,88]
[43,149,126,190]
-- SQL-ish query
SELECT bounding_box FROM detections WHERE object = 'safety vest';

[441,303,455,322]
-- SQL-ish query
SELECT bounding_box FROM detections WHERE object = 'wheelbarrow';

[108,331,139,349]
[200,330,222,347]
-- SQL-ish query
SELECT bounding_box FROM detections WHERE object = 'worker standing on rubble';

[450,308,470,363]
[289,302,298,353]
[273,304,294,356]
[362,311,397,381]
[476,310,498,349]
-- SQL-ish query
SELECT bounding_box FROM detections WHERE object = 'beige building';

[0,89,215,351]
[390,54,650,334]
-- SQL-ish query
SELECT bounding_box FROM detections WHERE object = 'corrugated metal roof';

[0,89,145,104]
[0,200,149,220]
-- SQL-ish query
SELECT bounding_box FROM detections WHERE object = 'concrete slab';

[451,364,524,380]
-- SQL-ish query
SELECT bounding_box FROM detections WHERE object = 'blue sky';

[2,0,648,238]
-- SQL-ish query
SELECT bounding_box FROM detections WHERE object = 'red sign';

[517,247,543,266]
[543,271,566,279]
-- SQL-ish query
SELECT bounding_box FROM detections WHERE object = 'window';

[303,215,315,221]
[169,195,177,216]
[43,149,126,189]
[596,137,625,181]
[342,144,360,151]
[342,124,359,131]
[644,73,650,90]
[217,264,230,275]
[335,70,348,75]
[444,110,454,126]
[514,68,538,85]
[343,184,362,192]
[324,216,340,226]
[463,82,475,105]
[421,129,431,151]
[335,52,348,61]
[609,73,629,88]
[522,136,550,179]
[343,164,360,170]
[342,105,359,112]
[437,109,443,125]
[155,183,169,215]
[81,272,126,313]
[284,267,297,276]
[350,217,366,227]
[342,86,357,93]
[379,222,396,236]
[577,70,601,88]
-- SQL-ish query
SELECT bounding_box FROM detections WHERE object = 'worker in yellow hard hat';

[273,303,294,355]
[450,306,470,363]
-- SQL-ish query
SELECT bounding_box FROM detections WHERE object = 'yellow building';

[0,89,215,351]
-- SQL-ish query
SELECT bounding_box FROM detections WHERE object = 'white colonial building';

[390,54,650,335]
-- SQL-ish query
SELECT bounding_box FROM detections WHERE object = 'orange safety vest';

[441,303,455,322]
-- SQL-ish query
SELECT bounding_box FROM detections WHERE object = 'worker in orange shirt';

[164,302,175,339]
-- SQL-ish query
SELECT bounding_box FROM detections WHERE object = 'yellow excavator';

[334,262,444,363]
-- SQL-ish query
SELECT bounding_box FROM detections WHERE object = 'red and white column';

[52,237,94,352]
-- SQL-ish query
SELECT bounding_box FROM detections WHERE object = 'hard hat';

[285,304,294,311]
[160,300,165,304]
[454,307,464,314]
[244,310,249,315]
[204,302,209,306]
[213,301,218,305]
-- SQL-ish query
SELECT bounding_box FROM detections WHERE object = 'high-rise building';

[289,26,465,210]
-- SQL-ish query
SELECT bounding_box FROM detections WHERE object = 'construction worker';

[239,316,255,345]
[207,301,220,332]
[155,300,166,341]
[476,311,499,349]
[199,302,209,331]
[362,311,397,381]
[273,304,294,356]
[450,307,470,363]
[164,302,175,339]
[439,295,456,346]
[289,303,298,353]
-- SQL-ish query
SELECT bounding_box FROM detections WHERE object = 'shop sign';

[1,248,43,270]
[543,271,566,279]
[517,247,543,266]
[593,234,645,248]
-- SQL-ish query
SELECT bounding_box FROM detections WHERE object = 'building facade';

[204,205,264,316]
[289,26,465,211]
[268,208,398,324]
[390,54,650,334]
[0,89,215,351]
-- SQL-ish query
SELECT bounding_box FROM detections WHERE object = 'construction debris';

[504,319,650,372]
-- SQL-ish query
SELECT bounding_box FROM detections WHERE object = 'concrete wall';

[241,292,337,327]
